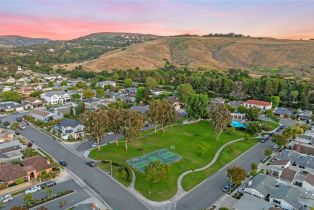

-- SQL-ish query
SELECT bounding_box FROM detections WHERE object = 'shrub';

[16,178,25,185]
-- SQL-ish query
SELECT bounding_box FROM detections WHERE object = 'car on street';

[15,132,20,135]
[222,183,232,192]
[25,186,41,194]
[91,143,98,148]
[0,194,13,203]
[86,161,96,167]
[59,160,67,166]
[16,117,23,122]
[19,125,26,130]
[273,144,278,149]
[40,181,56,189]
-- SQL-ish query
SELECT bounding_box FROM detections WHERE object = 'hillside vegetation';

[83,37,314,75]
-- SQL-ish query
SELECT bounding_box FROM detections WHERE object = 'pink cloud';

[0,13,194,39]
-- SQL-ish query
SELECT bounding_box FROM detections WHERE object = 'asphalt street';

[176,139,273,210]
[19,125,149,210]
[4,180,89,210]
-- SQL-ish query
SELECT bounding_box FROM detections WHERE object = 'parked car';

[25,186,41,194]
[15,132,20,135]
[59,160,67,166]
[86,161,96,167]
[16,117,23,122]
[40,181,56,189]
[91,143,98,148]
[19,125,26,130]
[0,194,13,203]
[222,183,232,192]
[273,144,278,149]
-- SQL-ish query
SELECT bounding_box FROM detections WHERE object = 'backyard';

[89,121,257,201]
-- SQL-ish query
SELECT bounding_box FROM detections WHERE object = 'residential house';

[244,174,314,209]
[18,86,33,96]
[268,160,291,177]
[211,97,225,105]
[40,90,70,105]
[30,109,55,122]
[130,105,149,114]
[228,100,244,109]
[0,102,24,112]
[0,140,23,163]
[22,97,44,109]
[244,100,272,110]
[274,107,293,118]
[53,119,84,140]
[231,112,246,120]
[5,77,16,84]
[296,110,313,122]
[233,194,273,210]
[97,80,116,88]
[167,96,183,111]
[0,156,53,187]
[0,129,14,143]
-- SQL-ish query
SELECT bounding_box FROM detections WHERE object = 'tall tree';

[227,166,246,185]
[176,84,195,104]
[145,76,158,89]
[124,78,133,88]
[186,93,209,120]
[108,108,124,146]
[122,110,144,150]
[245,107,260,121]
[82,89,95,99]
[208,103,232,140]
[149,100,175,133]
[23,193,33,207]
[271,96,280,108]
[82,109,109,150]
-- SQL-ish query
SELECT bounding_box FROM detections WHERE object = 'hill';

[0,35,51,47]
[82,37,314,75]
[0,32,160,65]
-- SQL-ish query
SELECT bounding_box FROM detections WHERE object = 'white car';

[91,143,98,148]
[19,125,26,130]
[273,144,278,149]
[0,194,13,203]
[25,186,41,194]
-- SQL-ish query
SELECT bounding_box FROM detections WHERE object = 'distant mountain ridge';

[0,35,51,47]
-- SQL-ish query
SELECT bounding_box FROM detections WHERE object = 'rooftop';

[245,100,271,107]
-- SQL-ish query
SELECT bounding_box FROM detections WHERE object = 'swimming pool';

[230,121,247,128]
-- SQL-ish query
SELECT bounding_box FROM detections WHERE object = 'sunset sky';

[1,0,314,40]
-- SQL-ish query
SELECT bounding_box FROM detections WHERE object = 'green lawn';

[89,121,255,201]
[182,138,258,190]
[97,162,132,187]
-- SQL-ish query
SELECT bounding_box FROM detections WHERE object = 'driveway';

[4,180,89,210]
[19,125,149,210]
[0,112,29,123]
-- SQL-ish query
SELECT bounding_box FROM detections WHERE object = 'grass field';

[182,138,258,190]
[89,121,256,201]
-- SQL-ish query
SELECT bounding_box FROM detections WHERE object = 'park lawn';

[97,162,132,187]
[261,120,279,131]
[182,138,258,191]
[89,121,248,201]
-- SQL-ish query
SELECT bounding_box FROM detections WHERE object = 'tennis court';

[127,149,182,173]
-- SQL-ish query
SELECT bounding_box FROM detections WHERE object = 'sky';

[0,0,314,40]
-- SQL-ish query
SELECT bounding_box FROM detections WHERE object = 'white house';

[97,81,116,88]
[54,119,84,140]
[243,100,272,110]
[40,90,70,105]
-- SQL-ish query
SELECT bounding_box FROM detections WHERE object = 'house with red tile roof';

[0,156,53,187]
[244,100,272,110]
